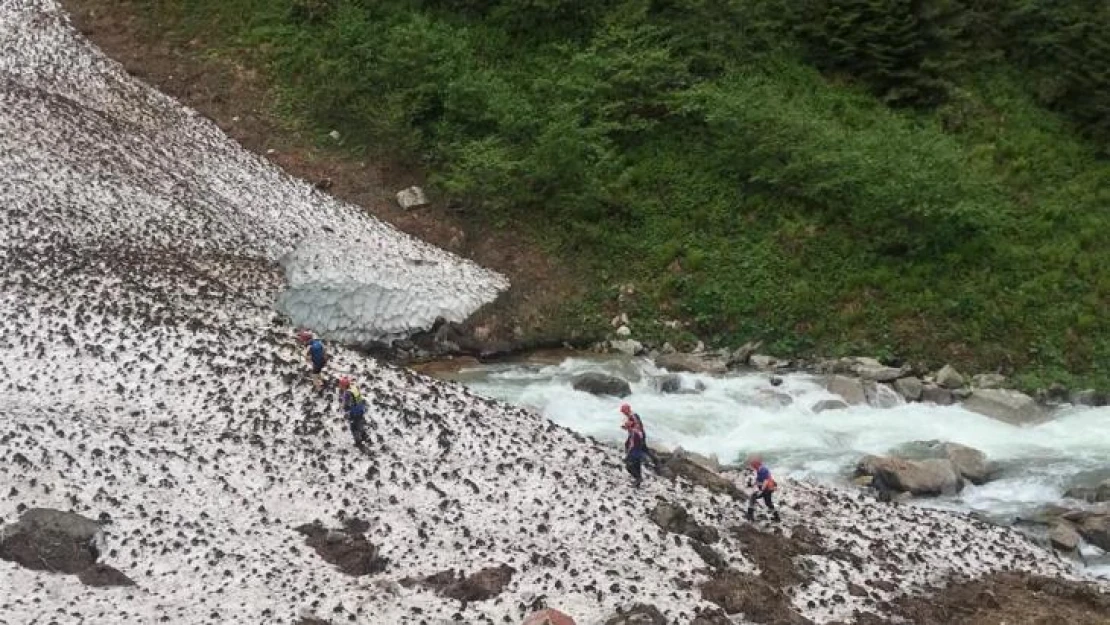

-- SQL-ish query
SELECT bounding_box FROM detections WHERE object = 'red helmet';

[619,403,632,415]
[338,376,351,390]
[749,457,763,469]
[296,330,313,344]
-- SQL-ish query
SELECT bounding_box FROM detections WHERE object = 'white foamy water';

[453,355,1110,521]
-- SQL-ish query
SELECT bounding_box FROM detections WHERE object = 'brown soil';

[61,0,585,346]
[293,521,388,577]
[857,572,1110,625]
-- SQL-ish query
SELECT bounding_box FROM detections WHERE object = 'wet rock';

[1074,514,1110,551]
[655,352,727,375]
[78,563,136,587]
[395,185,429,209]
[649,501,719,544]
[755,390,793,409]
[962,389,1049,426]
[864,382,902,408]
[656,374,705,394]
[908,441,994,485]
[1049,521,1080,552]
[935,365,965,389]
[749,354,783,370]
[812,399,849,413]
[826,375,866,405]
[571,372,631,398]
[971,373,1007,389]
[1069,389,1107,407]
[672,447,721,473]
[522,608,576,625]
[294,521,388,576]
[855,455,964,496]
[603,603,666,625]
[0,508,102,574]
[854,363,907,382]
[920,383,954,406]
[1064,479,1110,503]
[893,376,923,401]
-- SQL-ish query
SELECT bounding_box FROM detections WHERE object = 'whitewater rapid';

[450,355,1110,522]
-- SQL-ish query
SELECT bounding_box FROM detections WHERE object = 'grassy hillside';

[142,0,1110,389]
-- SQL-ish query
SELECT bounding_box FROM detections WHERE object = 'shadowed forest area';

[140,0,1109,389]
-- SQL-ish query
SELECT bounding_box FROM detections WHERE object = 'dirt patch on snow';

[293,520,388,577]
[857,572,1110,625]
[732,524,822,588]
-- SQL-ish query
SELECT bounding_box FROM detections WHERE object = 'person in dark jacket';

[622,416,648,487]
[297,330,328,390]
[620,403,661,471]
[746,457,781,522]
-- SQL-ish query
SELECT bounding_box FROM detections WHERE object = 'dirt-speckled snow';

[0,1,1104,624]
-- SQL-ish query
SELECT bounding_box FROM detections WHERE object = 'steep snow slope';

[0,1,1103,624]
[0,0,507,344]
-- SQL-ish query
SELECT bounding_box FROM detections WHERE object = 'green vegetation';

[148,0,1110,388]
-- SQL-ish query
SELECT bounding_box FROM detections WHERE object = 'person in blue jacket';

[746,457,781,522]
[338,376,368,448]
[297,330,328,390]
[622,415,648,488]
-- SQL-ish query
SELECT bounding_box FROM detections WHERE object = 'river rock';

[1075,514,1110,551]
[655,374,705,395]
[971,373,1007,389]
[1049,521,1080,552]
[658,455,743,500]
[615,325,632,337]
[893,376,923,401]
[655,352,727,375]
[826,375,867,405]
[856,455,964,496]
[1069,389,1107,407]
[571,372,631,398]
[523,608,576,625]
[728,341,762,367]
[749,354,781,370]
[812,399,849,413]
[603,604,667,625]
[855,363,907,382]
[609,339,644,356]
[673,447,721,473]
[755,390,793,409]
[0,508,103,574]
[1064,479,1110,503]
[920,383,955,406]
[864,382,902,408]
[395,185,429,210]
[962,388,1049,426]
[649,501,720,544]
[902,441,993,485]
[935,365,965,389]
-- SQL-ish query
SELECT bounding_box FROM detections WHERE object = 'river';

[437,353,1110,575]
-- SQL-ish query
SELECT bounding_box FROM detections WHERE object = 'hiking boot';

[745,508,755,522]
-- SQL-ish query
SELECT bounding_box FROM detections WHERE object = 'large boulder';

[655,374,705,395]
[1049,521,1080,552]
[728,341,762,368]
[825,375,867,405]
[1074,514,1110,551]
[864,382,902,408]
[608,339,644,356]
[571,372,631,398]
[294,520,388,576]
[0,508,103,574]
[812,399,849,413]
[905,441,994,485]
[935,365,966,389]
[854,363,907,382]
[962,389,1049,426]
[1069,389,1107,407]
[893,376,924,401]
[655,352,727,375]
[1064,479,1110,503]
[416,564,516,602]
[658,455,744,500]
[856,455,964,496]
[920,383,955,405]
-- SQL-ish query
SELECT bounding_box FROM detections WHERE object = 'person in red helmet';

[619,403,660,471]
[745,457,781,522]
[297,330,328,390]
[338,376,368,448]
[621,414,648,488]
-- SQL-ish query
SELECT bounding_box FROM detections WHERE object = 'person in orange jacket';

[746,457,781,522]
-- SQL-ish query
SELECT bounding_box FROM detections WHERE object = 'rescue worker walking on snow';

[622,414,648,488]
[746,457,781,522]
[620,403,661,471]
[297,330,328,390]
[338,376,369,448]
